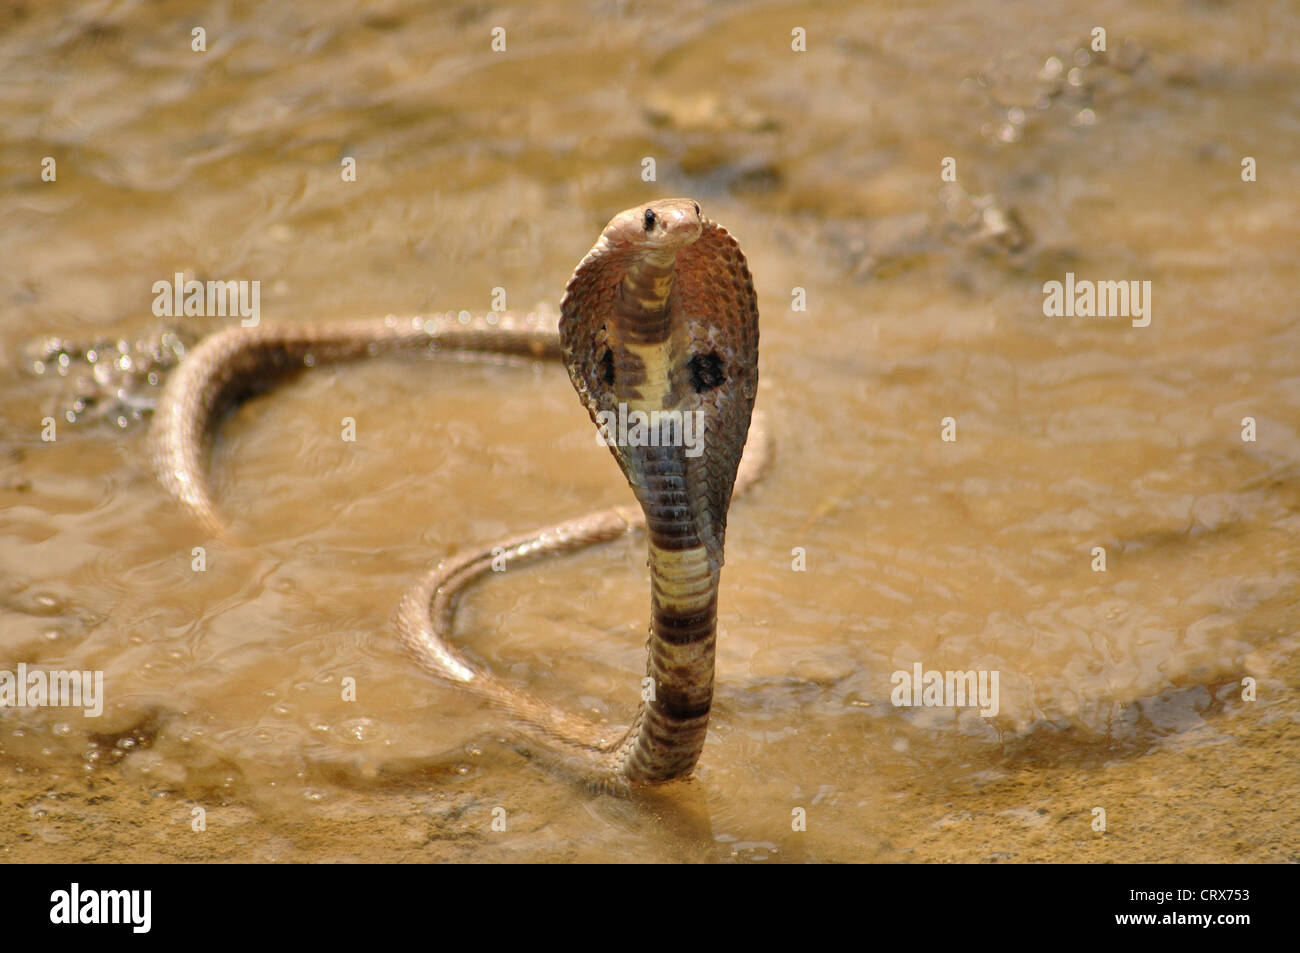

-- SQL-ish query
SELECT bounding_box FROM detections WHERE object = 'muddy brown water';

[1,0,1297,862]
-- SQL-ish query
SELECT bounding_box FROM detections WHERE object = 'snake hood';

[559,199,760,572]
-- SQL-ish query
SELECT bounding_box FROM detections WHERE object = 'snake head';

[601,198,704,256]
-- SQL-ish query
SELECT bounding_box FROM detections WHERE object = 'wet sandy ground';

[1,0,1297,861]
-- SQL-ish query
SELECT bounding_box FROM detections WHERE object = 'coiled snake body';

[152,199,767,792]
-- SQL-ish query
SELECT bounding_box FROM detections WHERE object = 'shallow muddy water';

[1,0,1297,862]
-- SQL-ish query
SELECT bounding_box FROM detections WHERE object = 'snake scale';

[151,199,768,793]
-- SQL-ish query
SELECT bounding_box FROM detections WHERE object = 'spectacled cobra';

[151,198,768,793]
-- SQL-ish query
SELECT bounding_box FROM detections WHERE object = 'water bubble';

[31,592,64,615]
[330,716,387,745]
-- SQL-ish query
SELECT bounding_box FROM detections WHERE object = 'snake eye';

[693,202,700,215]
[643,208,656,231]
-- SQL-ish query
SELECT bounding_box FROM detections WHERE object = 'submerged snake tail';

[150,314,559,534]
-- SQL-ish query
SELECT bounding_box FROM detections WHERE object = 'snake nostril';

[694,203,700,215]
[688,352,725,392]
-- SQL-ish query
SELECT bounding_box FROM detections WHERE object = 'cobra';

[151,198,768,792]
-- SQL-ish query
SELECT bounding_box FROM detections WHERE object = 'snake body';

[151,199,765,792]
